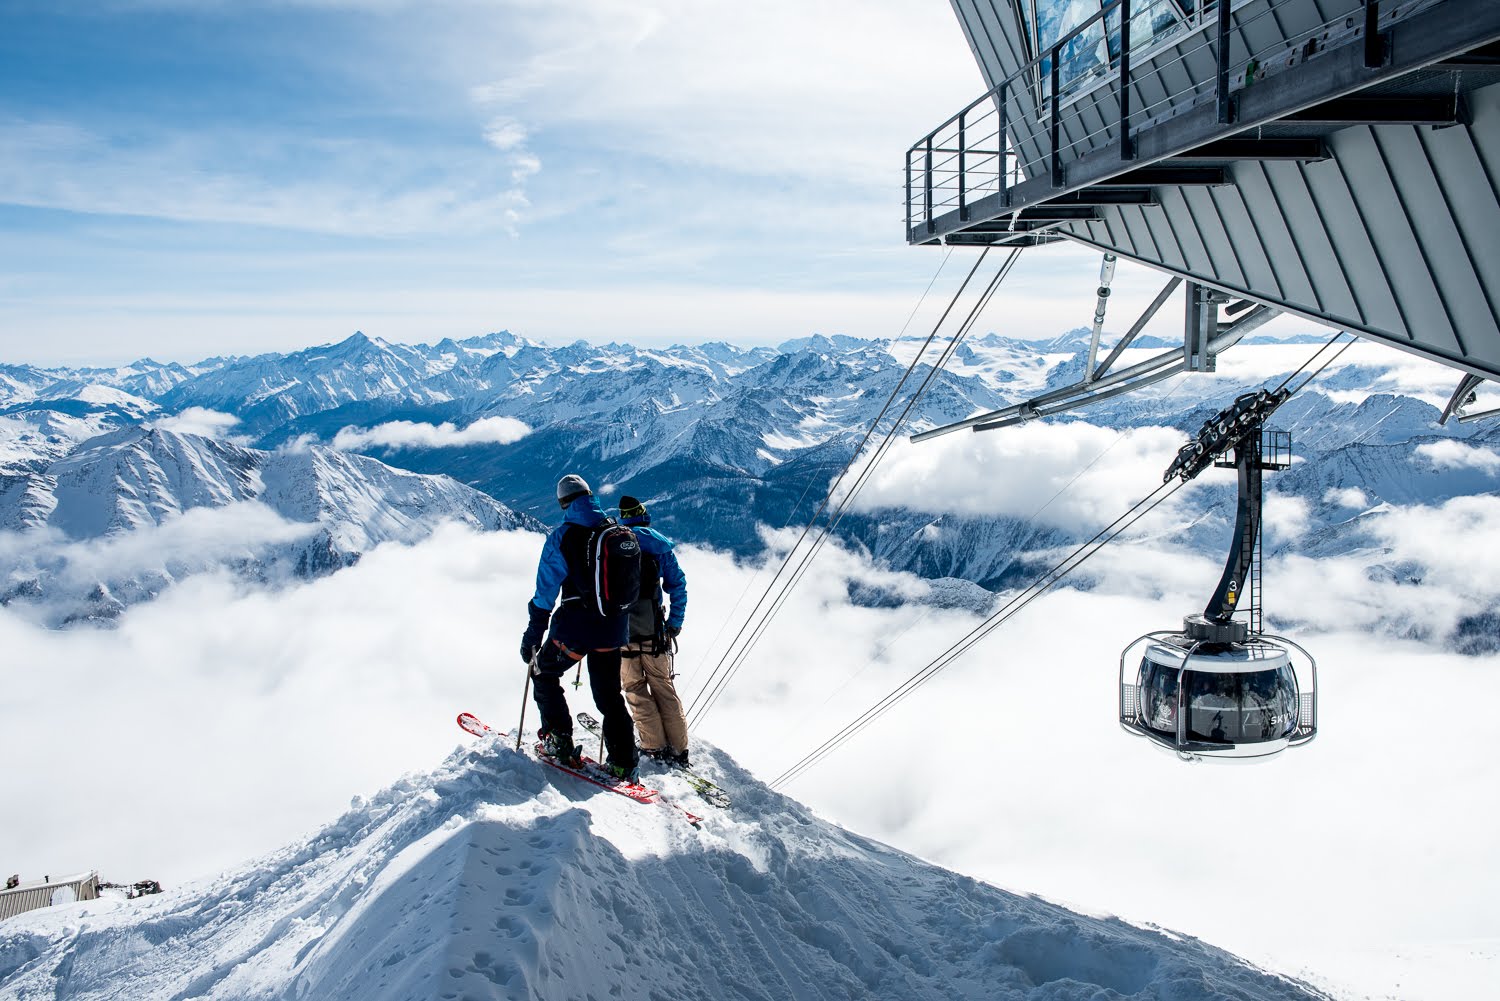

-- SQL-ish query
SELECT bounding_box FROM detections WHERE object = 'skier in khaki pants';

[616,495,690,765]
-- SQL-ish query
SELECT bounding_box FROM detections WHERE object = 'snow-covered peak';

[0,738,1324,1000]
[778,333,880,355]
[0,364,58,407]
[27,383,159,419]
[0,427,540,624]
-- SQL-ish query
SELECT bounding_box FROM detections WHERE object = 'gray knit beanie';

[556,474,591,508]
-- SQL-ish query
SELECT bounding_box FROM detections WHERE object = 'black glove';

[520,600,551,664]
[665,625,681,640]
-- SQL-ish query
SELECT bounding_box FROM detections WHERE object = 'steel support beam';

[1185,283,1220,373]
[1168,138,1328,162]
[1089,166,1227,187]
[1282,95,1460,125]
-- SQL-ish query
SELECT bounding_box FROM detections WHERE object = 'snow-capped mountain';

[0,737,1326,1001]
[0,427,539,625]
[1,384,162,474]
[5,328,1496,641]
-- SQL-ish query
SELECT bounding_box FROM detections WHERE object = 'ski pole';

[516,652,536,752]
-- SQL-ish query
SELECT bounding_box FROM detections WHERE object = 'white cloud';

[0,118,517,239]
[1370,495,1500,584]
[508,151,541,184]
[1416,440,1500,475]
[482,117,527,152]
[0,503,321,625]
[0,521,537,885]
[843,421,1190,530]
[1323,486,1369,508]
[331,416,530,451]
[150,406,246,441]
[1211,338,1462,408]
[464,0,981,188]
[1265,496,1500,642]
[479,116,540,227]
[1,513,1498,1000]
[1264,492,1311,543]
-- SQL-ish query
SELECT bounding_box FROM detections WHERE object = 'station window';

[1011,0,1198,102]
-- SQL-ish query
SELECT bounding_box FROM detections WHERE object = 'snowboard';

[576,713,731,808]
[455,712,702,827]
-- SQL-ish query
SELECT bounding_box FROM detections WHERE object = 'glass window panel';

[1029,0,1194,102]
[1182,666,1299,745]
[1138,657,1181,734]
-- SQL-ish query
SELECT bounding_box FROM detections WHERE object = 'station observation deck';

[907,0,1500,386]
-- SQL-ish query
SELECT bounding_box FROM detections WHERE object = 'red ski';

[455,712,702,827]
[457,712,502,738]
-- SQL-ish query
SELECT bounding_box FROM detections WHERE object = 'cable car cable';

[770,332,1357,788]
[685,247,992,720]
[688,251,1019,729]
[689,251,1012,728]
[780,353,1211,734]
[688,248,1023,730]
[780,360,1200,735]
[771,476,1188,790]
[685,247,998,720]
[681,247,960,689]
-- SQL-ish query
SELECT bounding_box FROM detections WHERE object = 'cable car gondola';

[1118,390,1318,761]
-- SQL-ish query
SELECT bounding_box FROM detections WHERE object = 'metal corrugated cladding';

[1064,81,1500,373]
[0,874,100,922]
[938,0,1500,381]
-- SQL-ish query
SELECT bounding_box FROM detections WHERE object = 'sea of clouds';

[3,480,1498,998]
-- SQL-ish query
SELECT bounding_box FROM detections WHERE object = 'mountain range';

[3,328,1497,643]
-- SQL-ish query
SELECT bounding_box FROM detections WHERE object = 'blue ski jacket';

[530,494,629,651]
[629,525,687,632]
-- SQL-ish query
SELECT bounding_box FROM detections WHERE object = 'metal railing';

[905,0,1435,239]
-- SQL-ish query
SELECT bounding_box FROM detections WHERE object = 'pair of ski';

[456,711,721,827]
[574,712,730,809]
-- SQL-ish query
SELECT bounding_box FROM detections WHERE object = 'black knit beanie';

[618,495,649,523]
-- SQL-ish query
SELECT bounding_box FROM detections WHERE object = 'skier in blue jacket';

[519,474,638,780]
[616,495,692,765]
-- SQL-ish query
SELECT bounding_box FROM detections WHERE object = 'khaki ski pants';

[621,642,688,753]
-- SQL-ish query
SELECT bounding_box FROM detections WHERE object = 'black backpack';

[628,550,663,643]
[569,518,642,617]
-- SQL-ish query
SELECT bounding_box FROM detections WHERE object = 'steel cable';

[683,246,997,721]
[771,475,1188,790]
[688,248,1023,729]
[768,328,1358,789]
[681,247,960,687]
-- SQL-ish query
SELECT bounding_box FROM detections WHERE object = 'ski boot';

[539,730,583,769]
[603,759,640,784]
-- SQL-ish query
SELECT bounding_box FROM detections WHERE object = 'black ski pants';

[531,642,637,768]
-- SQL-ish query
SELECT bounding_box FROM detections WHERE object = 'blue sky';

[0,0,1228,366]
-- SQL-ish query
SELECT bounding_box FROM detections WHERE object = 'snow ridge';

[0,738,1328,1001]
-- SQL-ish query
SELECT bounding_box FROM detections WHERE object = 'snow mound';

[0,739,1326,1000]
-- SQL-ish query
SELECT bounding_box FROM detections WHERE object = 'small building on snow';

[0,872,100,922]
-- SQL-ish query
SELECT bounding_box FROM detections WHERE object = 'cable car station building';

[908,0,1500,411]
[904,0,1500,759]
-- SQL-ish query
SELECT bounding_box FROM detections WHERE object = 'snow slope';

[0,427,541,624]
[0,738,1326,1001]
